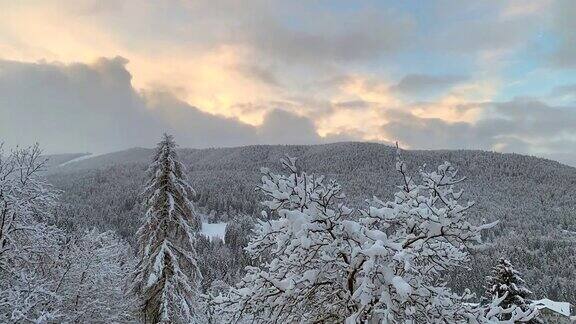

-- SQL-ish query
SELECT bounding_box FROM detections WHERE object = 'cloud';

[1,57,575,167]
[421,1,549,54]
[244,7,415,64]
[551,84,576,97]
[0,58,328,153]
[257,109,321,145]
[0,0,560,126]
[550,0,576,68]
[235,63,281,87]
[549,84,576,105]
[334,100,371,109]
[391,74,467,95]
[143,91,259,148]
[382,110,491,150]
[381,99,576,166]
[0,57,155,153]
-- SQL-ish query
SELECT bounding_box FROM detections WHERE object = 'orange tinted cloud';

[0,0,500,144]
[0,2,274,125]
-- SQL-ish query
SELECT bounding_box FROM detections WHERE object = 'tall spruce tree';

[132,134,203,323]
[485,258,535,320]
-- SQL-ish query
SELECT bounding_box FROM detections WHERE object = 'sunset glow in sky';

[1,0,576,165]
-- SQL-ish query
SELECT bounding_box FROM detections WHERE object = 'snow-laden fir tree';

[216,150,536,323]
[484,258,536,321]
[131,134,204,323]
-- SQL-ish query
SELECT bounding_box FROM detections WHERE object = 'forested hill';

[46,142,576,304]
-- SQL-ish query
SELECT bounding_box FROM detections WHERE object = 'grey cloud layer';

[63,1,415,65]
[391,74,467,95]
[0,58,324,153]
[1,56,575,166]
[551,0,576,68]
[382,100,576,166]
[244,8,415,63]
[0,57,153,153]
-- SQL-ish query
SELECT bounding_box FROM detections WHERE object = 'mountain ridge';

[48,141,576,172]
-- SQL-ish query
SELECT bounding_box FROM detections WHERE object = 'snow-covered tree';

[57,229,136,322]
[0,143,63,322]
[484,258,536,321]
[0,144,136,323]
[217,152,535,323]
[0,144,60,264]
[131,134,204,323]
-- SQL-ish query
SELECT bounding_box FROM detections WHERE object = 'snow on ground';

[200,222,227,241]
[532,298,571,316]
[58,153,94,166]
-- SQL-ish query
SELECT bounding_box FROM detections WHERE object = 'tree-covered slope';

[46,142,576,304]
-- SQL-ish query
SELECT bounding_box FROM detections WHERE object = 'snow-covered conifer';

[484,258,536,321]
[131,134,204,323]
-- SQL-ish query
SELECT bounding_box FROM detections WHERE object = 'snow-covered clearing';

[201,222,227,241]
[58,153,94,166]
[532,298,571,317]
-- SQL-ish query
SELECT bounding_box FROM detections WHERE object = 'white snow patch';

[391,276,412,300]
[200,222,227,241]
[58,153,94,166]
[531,298,571,317]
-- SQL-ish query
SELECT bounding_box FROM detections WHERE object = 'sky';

[1,0,576,166]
